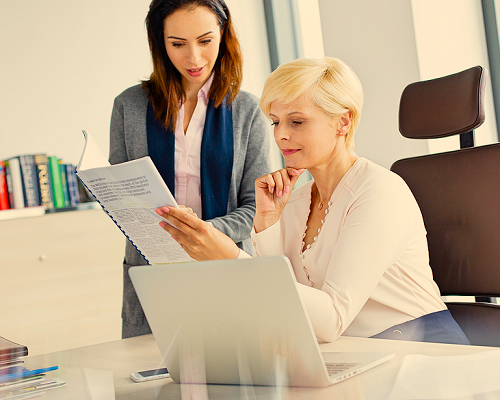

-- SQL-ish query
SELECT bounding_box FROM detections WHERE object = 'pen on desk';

[23,366,59,377]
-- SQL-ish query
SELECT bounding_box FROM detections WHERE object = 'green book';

[58,160,70,207]
[49,156,65,208]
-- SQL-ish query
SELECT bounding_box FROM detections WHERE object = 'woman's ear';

[337,111,352,136]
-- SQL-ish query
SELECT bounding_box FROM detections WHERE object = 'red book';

[0,161,10,210]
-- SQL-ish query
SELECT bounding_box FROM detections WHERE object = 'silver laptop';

[129,255,394,388]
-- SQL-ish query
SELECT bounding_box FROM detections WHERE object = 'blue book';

[65,164,80,207]
[17,155,40,207]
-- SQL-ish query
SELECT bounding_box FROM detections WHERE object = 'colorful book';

[48,156,65,209]
[0,161,9,210]
[4,158,25,209]
[18,155,40,207]
[34,154,54,210]
[59,161,70,208]
[65,164,80,207]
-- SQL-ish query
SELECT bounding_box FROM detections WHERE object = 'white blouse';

[251,158,446,342]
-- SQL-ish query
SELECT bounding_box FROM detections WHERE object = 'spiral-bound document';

[76,130,193,265]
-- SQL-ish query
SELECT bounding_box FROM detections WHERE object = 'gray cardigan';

[109,84,271,337]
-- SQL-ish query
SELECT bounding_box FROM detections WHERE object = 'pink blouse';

[250,158,446,342]
[173,75,214,216]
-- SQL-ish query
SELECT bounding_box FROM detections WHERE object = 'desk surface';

[23,334,496,399]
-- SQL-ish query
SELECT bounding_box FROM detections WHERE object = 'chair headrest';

[398,66,486,139]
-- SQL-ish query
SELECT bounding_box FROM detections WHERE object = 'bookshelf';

[0,208,125,356]
[0,202,102,222]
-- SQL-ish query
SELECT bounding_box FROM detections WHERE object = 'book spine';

[5,163,13,207]
[65,164,80,207]
[0,161,10,210]
[0,337,28,360]
[59,161,70,208]
[48,156,65,208]
[5,158,25,209]
[18,155,40,207]
[33,154,54,210]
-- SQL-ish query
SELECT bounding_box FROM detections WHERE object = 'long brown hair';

[142,0,242,129]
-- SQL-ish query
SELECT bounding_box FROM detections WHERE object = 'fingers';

[178,205,197,217]
[155,206,201,234]
[256,170,286,197]
[256,168,306,197]
[178,205,198,219]
[160,220,184,243]
[287,168,306,187]
[271,170,286,197]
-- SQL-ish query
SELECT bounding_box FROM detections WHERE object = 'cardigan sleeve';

[209,92,271,246]
[109,95,129,165]
[109,84,148,166]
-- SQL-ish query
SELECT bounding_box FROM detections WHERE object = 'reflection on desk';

[23,334,499,400]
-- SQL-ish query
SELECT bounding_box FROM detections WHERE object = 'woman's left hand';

[155,206,240,261]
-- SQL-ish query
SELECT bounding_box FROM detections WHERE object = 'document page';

[77,130,110,170]
[76,131,192,265]
[388,349,500,400]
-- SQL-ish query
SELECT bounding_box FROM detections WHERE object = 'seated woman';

[155,57,470,345]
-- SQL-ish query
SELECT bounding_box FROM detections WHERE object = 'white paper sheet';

[77,130,110,170]
[388,349,500,400]
[76,131,193,265]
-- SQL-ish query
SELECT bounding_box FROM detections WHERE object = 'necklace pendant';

[318,203,323,210]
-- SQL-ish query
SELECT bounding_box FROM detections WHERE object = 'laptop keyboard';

[325,362,360,376]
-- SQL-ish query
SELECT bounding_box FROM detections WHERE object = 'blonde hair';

[259,57,364,150]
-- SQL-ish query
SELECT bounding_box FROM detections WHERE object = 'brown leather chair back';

[391,66,500,347]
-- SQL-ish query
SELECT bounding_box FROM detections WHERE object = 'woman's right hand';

[253,168,305,233]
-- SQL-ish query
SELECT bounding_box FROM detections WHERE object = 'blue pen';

[0,366,58,383]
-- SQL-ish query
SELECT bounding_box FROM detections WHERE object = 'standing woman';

[109,0,271,338]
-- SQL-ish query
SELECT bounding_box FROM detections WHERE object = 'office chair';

[391,66,500,347]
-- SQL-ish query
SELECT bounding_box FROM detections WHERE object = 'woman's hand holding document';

[76,130,193,265]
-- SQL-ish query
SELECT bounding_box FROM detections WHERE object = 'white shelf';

[0,202,102,221]
[0,206,45,221]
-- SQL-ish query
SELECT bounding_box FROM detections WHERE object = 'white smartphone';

[129,367,170,383]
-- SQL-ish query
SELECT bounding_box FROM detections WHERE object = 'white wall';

[0,0,272,166]
[317,0,498,168]
[0,0,152,165]
[318,0,428,169]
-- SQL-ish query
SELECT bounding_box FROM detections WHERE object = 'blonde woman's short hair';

[259,57,364,150]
